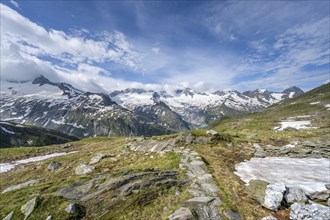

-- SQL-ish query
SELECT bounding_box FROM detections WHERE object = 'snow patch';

[0,151,77,173]
[310,101,320,105]
[274,120,317,131]
[0,126,15,134]
[235,157,330,195]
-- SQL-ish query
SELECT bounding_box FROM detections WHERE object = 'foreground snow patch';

[0,152,77,173]
[235,157,330,195]
[274,120,316,130]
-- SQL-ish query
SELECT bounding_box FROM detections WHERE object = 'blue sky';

[1,0,329,92]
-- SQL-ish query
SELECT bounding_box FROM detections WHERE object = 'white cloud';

[151,47,160,54]
[0,3,143,92]
[9,0,19,8]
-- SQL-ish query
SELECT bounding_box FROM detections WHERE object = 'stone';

[245,179,268,204]
[261,216,277,220]
[55,180,94,200]
[254,151,267,158]
[284,187,308,204]
[46,216,52,220]
[264,182,286,211]
[89,153,114,164]
[75,164,94,175]
[309,190,330,202]
[21,197,39,219]
[290,203,330,220]
[65,203,79,213]
[61,143,72,148]
[2,179,40,194]
[182,196,215,206]
[224,210,242,220]
[3,211,14,220]
[206,130,218,136]
[47,161,61,171]
[168,207,195,220]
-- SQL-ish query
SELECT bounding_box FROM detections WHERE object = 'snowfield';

[235,157,330,195]
[0,152,77,173]
[274,120,317,130]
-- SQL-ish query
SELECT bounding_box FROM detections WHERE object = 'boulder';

[168,207,195,220]
[64,203,85,217]
[284,187,308,204]
[47,161,61,171]
[264,182,286,211]
[3,211,14,220]
[75,164,94,175]
[2,179,40,194]
[65,203,79,213]
[290,203,330,220]
[46,216,52,220]
[21,197,39,219]
[245,179,268,204]
[89,153,114,164]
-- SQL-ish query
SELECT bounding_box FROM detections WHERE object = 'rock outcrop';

[75,164,95,175]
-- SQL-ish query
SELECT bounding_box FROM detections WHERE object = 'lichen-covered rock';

[75,164,94,175]
[290,203,330,220]
[21,197,39,219]
[245,179,268,204]
[168,207,195,220]
[264,182,286,211]
[284,187,308,204]
[47,161,61,171]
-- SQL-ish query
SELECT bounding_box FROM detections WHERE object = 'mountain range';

[0,75,303,138]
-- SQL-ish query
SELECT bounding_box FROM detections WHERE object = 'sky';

[1,0,329,93]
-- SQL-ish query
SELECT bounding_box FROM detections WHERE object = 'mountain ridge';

[0,75,304,138]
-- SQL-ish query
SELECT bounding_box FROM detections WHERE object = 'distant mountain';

[0,76,175,138]
[0,75,304,137]
[0,121,78,148]
[111,86,304,128]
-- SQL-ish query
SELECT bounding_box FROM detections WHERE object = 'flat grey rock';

[2,179,40,194]
[182,196,215,206]
[21,197,39,219]
[168,207,195,220]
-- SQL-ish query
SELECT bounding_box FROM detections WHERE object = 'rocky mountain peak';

[32,75,54,86]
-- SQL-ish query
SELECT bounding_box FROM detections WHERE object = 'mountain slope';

[212,82,330,145]
[0,76,174,138]
[0,121,78,148]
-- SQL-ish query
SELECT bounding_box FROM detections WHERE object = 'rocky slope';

[0,121,78,148]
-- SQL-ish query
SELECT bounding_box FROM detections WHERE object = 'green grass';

[0,138,186,220]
